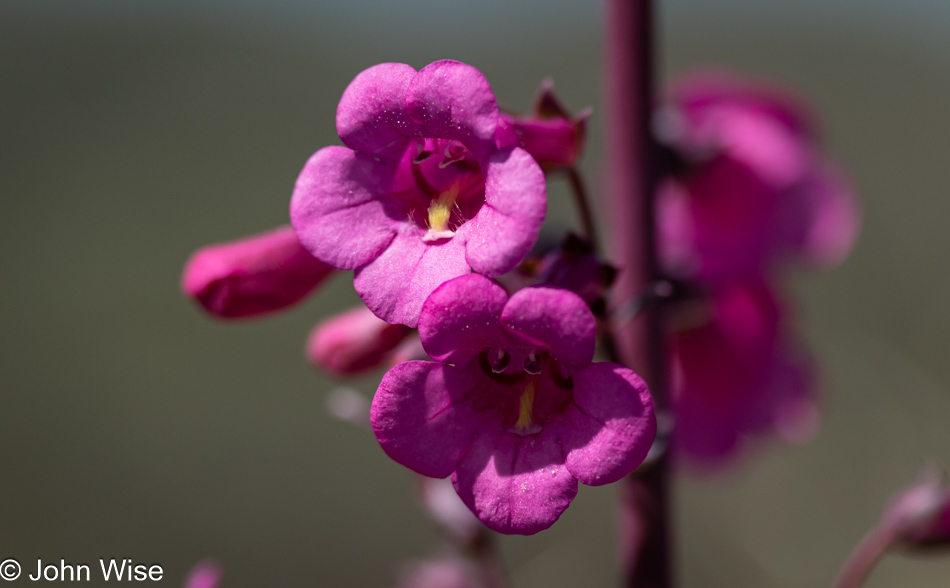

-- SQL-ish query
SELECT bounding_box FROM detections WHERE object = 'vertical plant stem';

[603,1,672,587]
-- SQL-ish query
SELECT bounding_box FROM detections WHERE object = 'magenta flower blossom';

[656,70,860,281]
[291,60,547,327]
[371,274,655,534]
[669,278,817,467]
[494,79,590,171]
[182,226,333,319]
[306,306,412,376]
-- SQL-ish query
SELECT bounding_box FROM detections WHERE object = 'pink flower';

[656,70,860,281]
[306,306,412,376]
[182,560,221,588]
[494,79,590,170]
[291,60,547,327]
[182,226,333,319]
[669,278,817,467]
[371,274,655,534]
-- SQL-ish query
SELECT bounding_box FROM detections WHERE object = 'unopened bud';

[307,306,412,376]
[182,226,333,319]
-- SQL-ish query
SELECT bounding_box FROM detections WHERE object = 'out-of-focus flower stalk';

[604,0,672,586]
[834,467,950,588]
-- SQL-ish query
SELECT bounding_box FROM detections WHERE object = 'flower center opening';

[409,138,484,242]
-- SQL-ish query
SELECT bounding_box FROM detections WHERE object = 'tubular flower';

[656,70,860,282]
[306,306,412,376]
[291,60,547,327]
[494,78,591,171]
[371,274,655,534]
[181,225,334,319]
[879,467,950,549]
[669,278,817,467]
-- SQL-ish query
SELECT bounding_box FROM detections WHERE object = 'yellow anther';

[427,181,460,233]
[515,376,538,430]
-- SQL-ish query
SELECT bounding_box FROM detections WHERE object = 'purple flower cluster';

[181,60,858,533]
[182,60,656,534]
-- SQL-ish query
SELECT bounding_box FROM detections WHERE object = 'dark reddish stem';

[564,166,600,254]
[604,1,673,587]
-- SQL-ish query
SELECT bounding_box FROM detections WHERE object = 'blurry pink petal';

[290,146,405,270]
[463,146,547,276]
[337,62,423,159]
[668,68,814,140]
[372,361,481,479]
[500,286,596,368]
[182,560,221,588]
[418,477,482,543]
[559,362,655,486]
[797,165,861,268]
[325,387,372,432]
[394,557,485,588]
[388,333,428,366]
[181,226,333,319]
[669,278,817,468]
[657,69,860,281]
[451,427,578,535]
[406,60,499,161]
[417,274,508,364]
[306,306,411,376]
[353,226,472,327]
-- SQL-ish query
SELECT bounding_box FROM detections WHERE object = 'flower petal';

[372,361,478,478]
[337,62,423,159]
[463,146,546,276]
[291,146,404,270]
[418,274,509,364]
[500,286,595,367]
[798,164,860,269]
[451,429,578,535]
[406,60,499,161]
[354,228,472,327]
[181,226,333,319]
[558,362,655,486]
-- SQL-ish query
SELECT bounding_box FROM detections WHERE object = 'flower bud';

[882,467,950,548]
[182,226,333,319]
[535,233,616,315]
[306,306,412,376]
[496,79,590,170]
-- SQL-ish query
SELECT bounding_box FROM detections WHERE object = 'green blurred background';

[2,1,950,586]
